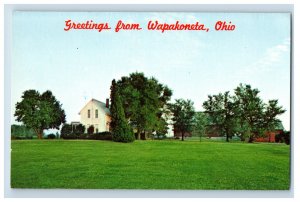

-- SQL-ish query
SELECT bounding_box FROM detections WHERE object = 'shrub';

[11,124,36,139]
[47,134,56,139]
[61,124,72,139]
[113,126,135,143]
[73,124,85,135]
[63,133,78,139]
[275,132,290,145]
[87,125,95,135]
[89,132,112,140]
[275,134,283,143]
[283,132,290,145]
[79,133,88,139]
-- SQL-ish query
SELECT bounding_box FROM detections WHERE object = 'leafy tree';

[170,99,195,141]
[203,91,236,142]
[110,85,135,143]
[234,84,266,143]
[113,72,172,139]
[193,112,208,142]
[14,90,66,139]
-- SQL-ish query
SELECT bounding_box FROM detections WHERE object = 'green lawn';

[11,140,290,189]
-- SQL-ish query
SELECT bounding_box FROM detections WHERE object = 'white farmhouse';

[79,98,111,133]
[78,98,174,137]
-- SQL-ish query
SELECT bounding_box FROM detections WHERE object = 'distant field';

[11,140,290,189]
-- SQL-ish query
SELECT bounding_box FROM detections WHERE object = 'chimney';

[106,98,109,108]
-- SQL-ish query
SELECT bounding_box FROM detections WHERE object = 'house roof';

[79,98,111,115]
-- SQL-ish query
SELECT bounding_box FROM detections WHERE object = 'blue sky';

[12,12,291,130]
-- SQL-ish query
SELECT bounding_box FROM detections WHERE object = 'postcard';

[10,11,291,190]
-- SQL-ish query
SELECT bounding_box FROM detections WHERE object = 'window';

[95,109,98,118]
[88,109,90,118]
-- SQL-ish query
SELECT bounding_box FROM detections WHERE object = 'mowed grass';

[11,140,290,189]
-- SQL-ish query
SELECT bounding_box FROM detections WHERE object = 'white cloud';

[236,38,290,77]
[252,38,290,71]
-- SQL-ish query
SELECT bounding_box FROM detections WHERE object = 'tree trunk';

[34,129,43,139]
[248,135,254,143]
[225,128,229,142]
[37,130,43,139]
[137,130,141,140]
[181,132,184,141]
[141,131,146,140]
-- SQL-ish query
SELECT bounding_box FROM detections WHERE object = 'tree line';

[109,73,286,143]
[13,72,286,143]
[202,84,286,143]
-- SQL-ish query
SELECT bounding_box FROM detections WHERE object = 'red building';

[254,122,285,142]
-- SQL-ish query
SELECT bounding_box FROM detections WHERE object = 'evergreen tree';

[110,79,117,131]
[110,83,134,143]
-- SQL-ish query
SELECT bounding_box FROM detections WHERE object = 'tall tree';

[203,91,236,142]
[14,90,66,139]
[114,72,172,139]
[234,84,265,143]
[110,79,118,131]
[170,99,195,141]
[110,86,135,143]
[193,112,208,142]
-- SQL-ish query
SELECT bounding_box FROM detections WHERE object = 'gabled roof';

[79,98,110,115]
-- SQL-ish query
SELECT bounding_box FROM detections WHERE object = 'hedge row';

[61,131,112,141]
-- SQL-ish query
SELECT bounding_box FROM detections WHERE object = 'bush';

[275,134,283,143]
[87,125,95,135]
[113,127,135,143]
[47,134,56,139]
[11,124,36,139]
[61,124,72,139]
[60,123,114,141]
[283,132,290,145]
[79,133,88,139]
[61,133,78,140]
[275,132,290,145]
[73,124,85,135]
[89,132,112,140]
